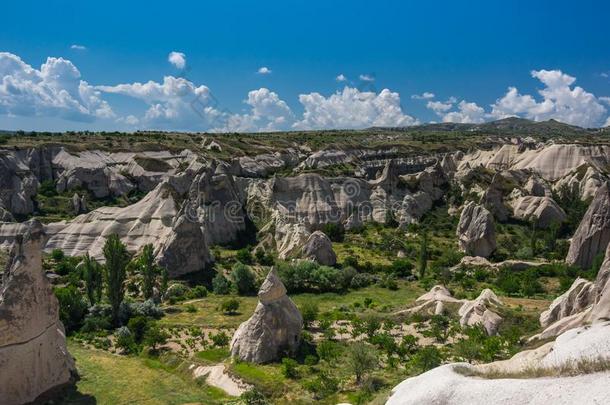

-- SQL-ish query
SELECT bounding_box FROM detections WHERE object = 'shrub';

[322,223,345,242]
[240,388,269,405]
[165,283,189,299]
[54,285,88,333]
[254,249,274,266]
[236,248,253,264]
[210,331,230,347]
[115,326,137,354]
[303,371,339,400]
[300,301,319,329]
[127,315,151,343]
[350,272,375,289]
[390,259,413,277]
[143,325,169,351]
[81,315,111,333]
[317,340,342,362]
[343,255,359,269]
[230,263,257,295]
[188,285,208,299]
[131,299,164,319]
[281,358,299,379]
[212,273,231,295]
[410,346,443,373]
[220,298,240,315]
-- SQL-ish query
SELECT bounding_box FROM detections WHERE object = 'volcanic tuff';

[0,220,76,405]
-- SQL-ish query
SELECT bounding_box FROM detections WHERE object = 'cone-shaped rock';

[0,220,76,404]
[230,268,303,363]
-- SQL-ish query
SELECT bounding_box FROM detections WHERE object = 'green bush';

[322,223,345,242]
[127,315,151,343]
[210,331,230,347]
[300,301,319,329]
[212,273,231,295]
[390,259,413,277]
[54,285,88,333]
[236,248,253,264]
[410,346,443,373]
[220,298,240,315]
[281,358,299,379]
[187,285,208,299]
[230,263,257,295]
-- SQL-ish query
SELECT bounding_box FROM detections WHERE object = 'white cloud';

[491,69,607,128]
[168,51,186,69]
[70,44,87,51]
[98,76,217,130]
[0,52,113,122]
[336,74,347,82]
[293,87,418,130]
[219,88,294,132]
[605,117,610,127]
[599,96,610,106]
[359,74,375,82]
[442,100,486,123]
[426,100,453,114]
[257,66,272,75]
[601,72,609,78]
[411,92,435,100]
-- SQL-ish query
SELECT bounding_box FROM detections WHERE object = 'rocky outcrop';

[511,195,567,228]
[457,202,496,257]
[230,268,303,363]
[566,182,610,269]
[387,322,610,405]
[458,289,503,335]
[301,231,336,266]
[539,278,595,328]
[400,285,462,316]
[0,221,76,404]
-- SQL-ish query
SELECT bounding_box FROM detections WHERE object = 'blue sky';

[1,0,610,131]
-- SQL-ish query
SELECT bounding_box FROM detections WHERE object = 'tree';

[143,324,169,351]
[418,232,428,279]
[81,253,103,306]
[236,248,253,264]
[136,244,162,300]
[54,285,88,333]
[410,345,442,373]
[212,272,231,295]
[103,234,130,326]
[347,342,378,385]
[230,263,257,295]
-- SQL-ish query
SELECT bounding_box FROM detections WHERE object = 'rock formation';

[301,231,337,266]
[457,202,496,257]
[539,278,595,328]
[401,285,462,316]
[510,195,567,228]
[458,289,503,335]
[0,220,76,404]
[230,268,303,363]
[566,182,610,269]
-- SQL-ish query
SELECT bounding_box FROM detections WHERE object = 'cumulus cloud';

[426,100,453,114]
[168,51,186,69]
[257,66,272,75]
[98,76,217,130]
[442,100,486,123]
[0,52,113,122]
[293,87,418,130]
[411,92,435,100]
[219,88,294,132]
[336,74,347,82]
[70,44,87,51]
[491,69,607,128]
[359,74,375,82]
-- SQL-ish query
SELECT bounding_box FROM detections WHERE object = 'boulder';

[566,182,610,269]
[0,221,76,404]
[301,231,337,266]
[511,196,567,228]
[457,202,496,258]
[230,268,303,363]
[539,278,595,328]
[458,289,503,335]
[0,205,14,222]
[400,285,462,316]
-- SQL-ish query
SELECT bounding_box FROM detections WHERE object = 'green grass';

[195,347,230,363]
[62,342,231,405]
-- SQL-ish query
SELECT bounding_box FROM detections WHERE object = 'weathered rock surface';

[301,231,336,266]
[400,285,462,316]
[511,195,567,228]
[457,202,496,257]
[458,289,503,335]
[566,182,610,269]
[230,268,303,363]
[0,221,76,405]
[539,278,595,328]
[387,321,610,405]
